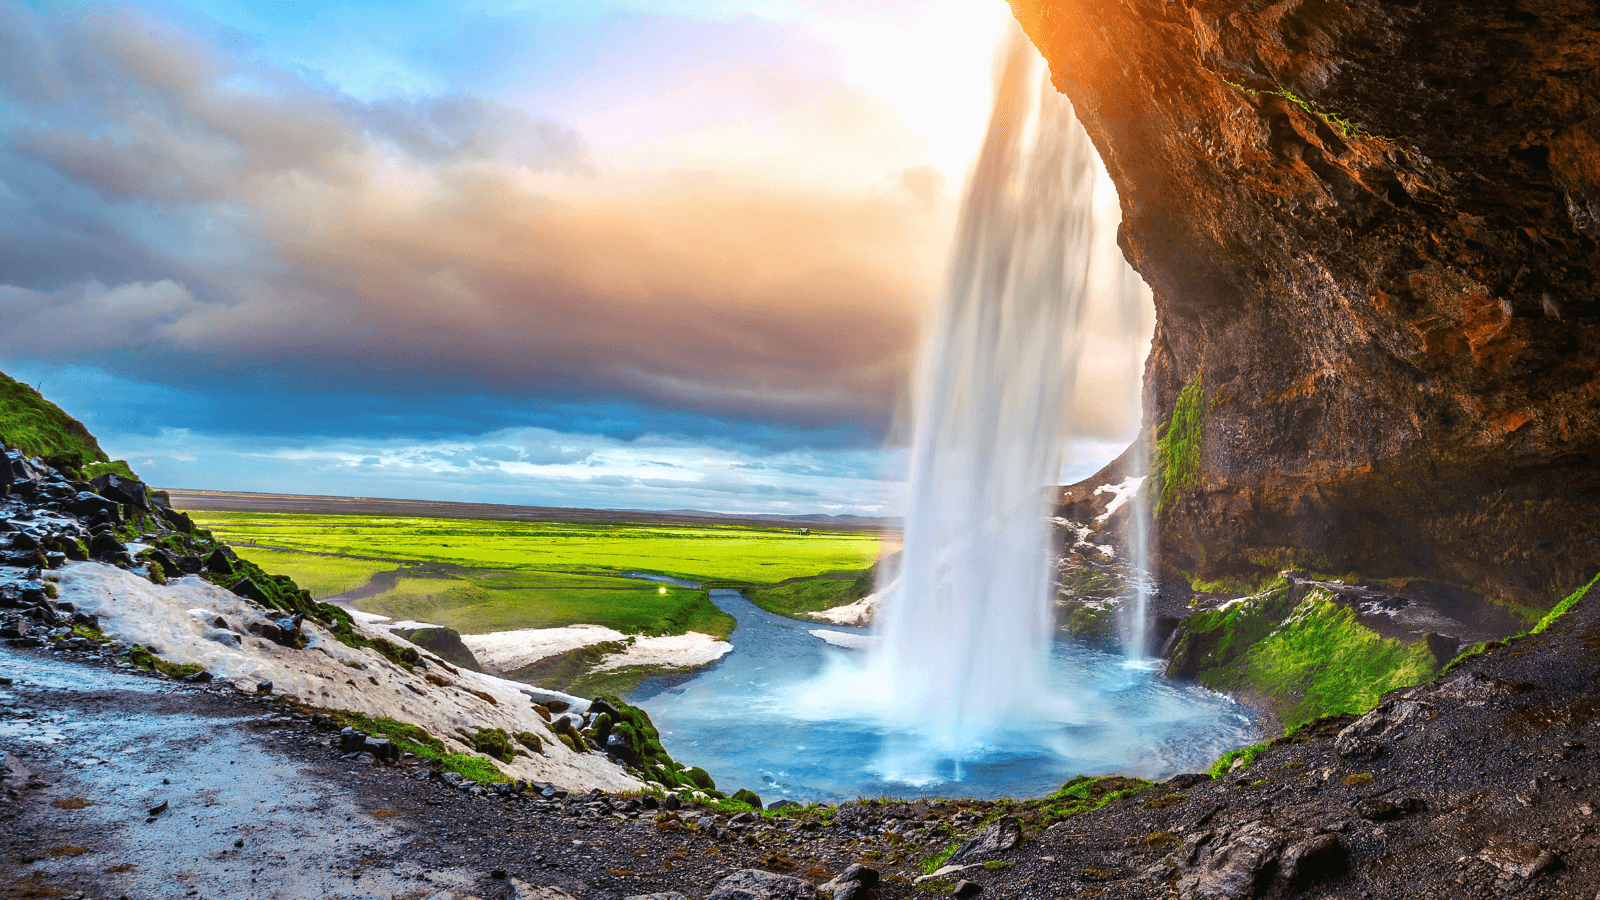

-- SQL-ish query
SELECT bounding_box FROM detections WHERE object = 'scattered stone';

[1477,842,1560,879]
[707,868,818,900]
[623,893,692,900]
[506,879,580,899]
[952,881,982,899]
[147,800,168,816]
[255,681,274,695]
[203,629,241,649]
[947,815,1022,864]
[1354,795,1425,821]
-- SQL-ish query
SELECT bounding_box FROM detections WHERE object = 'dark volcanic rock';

[1013,0,1600,607]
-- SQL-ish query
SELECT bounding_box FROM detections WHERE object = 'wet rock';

[204,629,241,649]
[148,800,168,816]
[67,492,119,520]
[255,680,273,695]
[1477,842,1560,879]
[947,815,1023,864]
[0,619,29,639]
[182,671,213,683]
[91,473,150,511]
[87,532,125,561]
[707,868,818,900]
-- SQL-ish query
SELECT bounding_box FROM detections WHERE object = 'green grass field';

[188,511,881,639]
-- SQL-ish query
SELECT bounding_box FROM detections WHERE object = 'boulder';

[819,863,879,900]
[707,869,818,900]
[391,626,484,672]
[206,549,236,577]
[66,491,119,520]
[231,579,273,605]
[90,473,150,511]
[946,815,1023,864]
[952,882,982,899]
[87,532,125,561]
[1174,821,1285,899]
[203,629,241,649]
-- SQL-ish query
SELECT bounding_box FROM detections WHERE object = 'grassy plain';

[187,511,881,639]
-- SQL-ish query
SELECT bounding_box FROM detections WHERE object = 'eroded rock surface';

[1013,0,1600,606]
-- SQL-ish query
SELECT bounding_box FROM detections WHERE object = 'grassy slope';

[744,567,876,618]
[229,549,399,597]
[0,370,133,478]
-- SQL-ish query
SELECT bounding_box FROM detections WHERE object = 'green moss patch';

[1155,377,1204,515]
[1197,591,1438,731]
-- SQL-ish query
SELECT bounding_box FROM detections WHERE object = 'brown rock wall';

[1015,0,1600,604]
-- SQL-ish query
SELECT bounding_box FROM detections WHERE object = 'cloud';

[0,4,941,440]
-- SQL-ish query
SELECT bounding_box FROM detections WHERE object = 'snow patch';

[808,585,885,626]
[54,562,641,793]
[808,629,876,650]
[1093,475,1147,524]
[463,625,629,673]
[589,632,731,671]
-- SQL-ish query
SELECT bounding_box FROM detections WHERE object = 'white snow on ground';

[589,632,731,671]
[463,625,629,672]
[1093,475,1147,524]
[462,624,730,674]
[808,584,886,626]
[53,562,642,793]
[808,629,876,650]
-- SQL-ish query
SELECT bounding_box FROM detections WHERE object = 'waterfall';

[1116,260,1154,662]
[872,34,1100,752]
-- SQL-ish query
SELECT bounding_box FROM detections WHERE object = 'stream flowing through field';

[630,590,1256,804]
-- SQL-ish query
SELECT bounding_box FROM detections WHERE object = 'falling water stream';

[632,34,1256,801]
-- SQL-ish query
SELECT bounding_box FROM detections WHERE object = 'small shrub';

[1343,772,1374,787]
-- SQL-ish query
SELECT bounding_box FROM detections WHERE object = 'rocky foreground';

[2,573,1597,899]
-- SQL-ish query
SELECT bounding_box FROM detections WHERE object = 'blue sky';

[0,0,1144,513]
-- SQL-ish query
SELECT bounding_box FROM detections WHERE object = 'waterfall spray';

[873,35,1098,752]
[1116,261,1154,662]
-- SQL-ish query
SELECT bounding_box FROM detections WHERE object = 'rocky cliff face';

[1015,0,1600,608]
